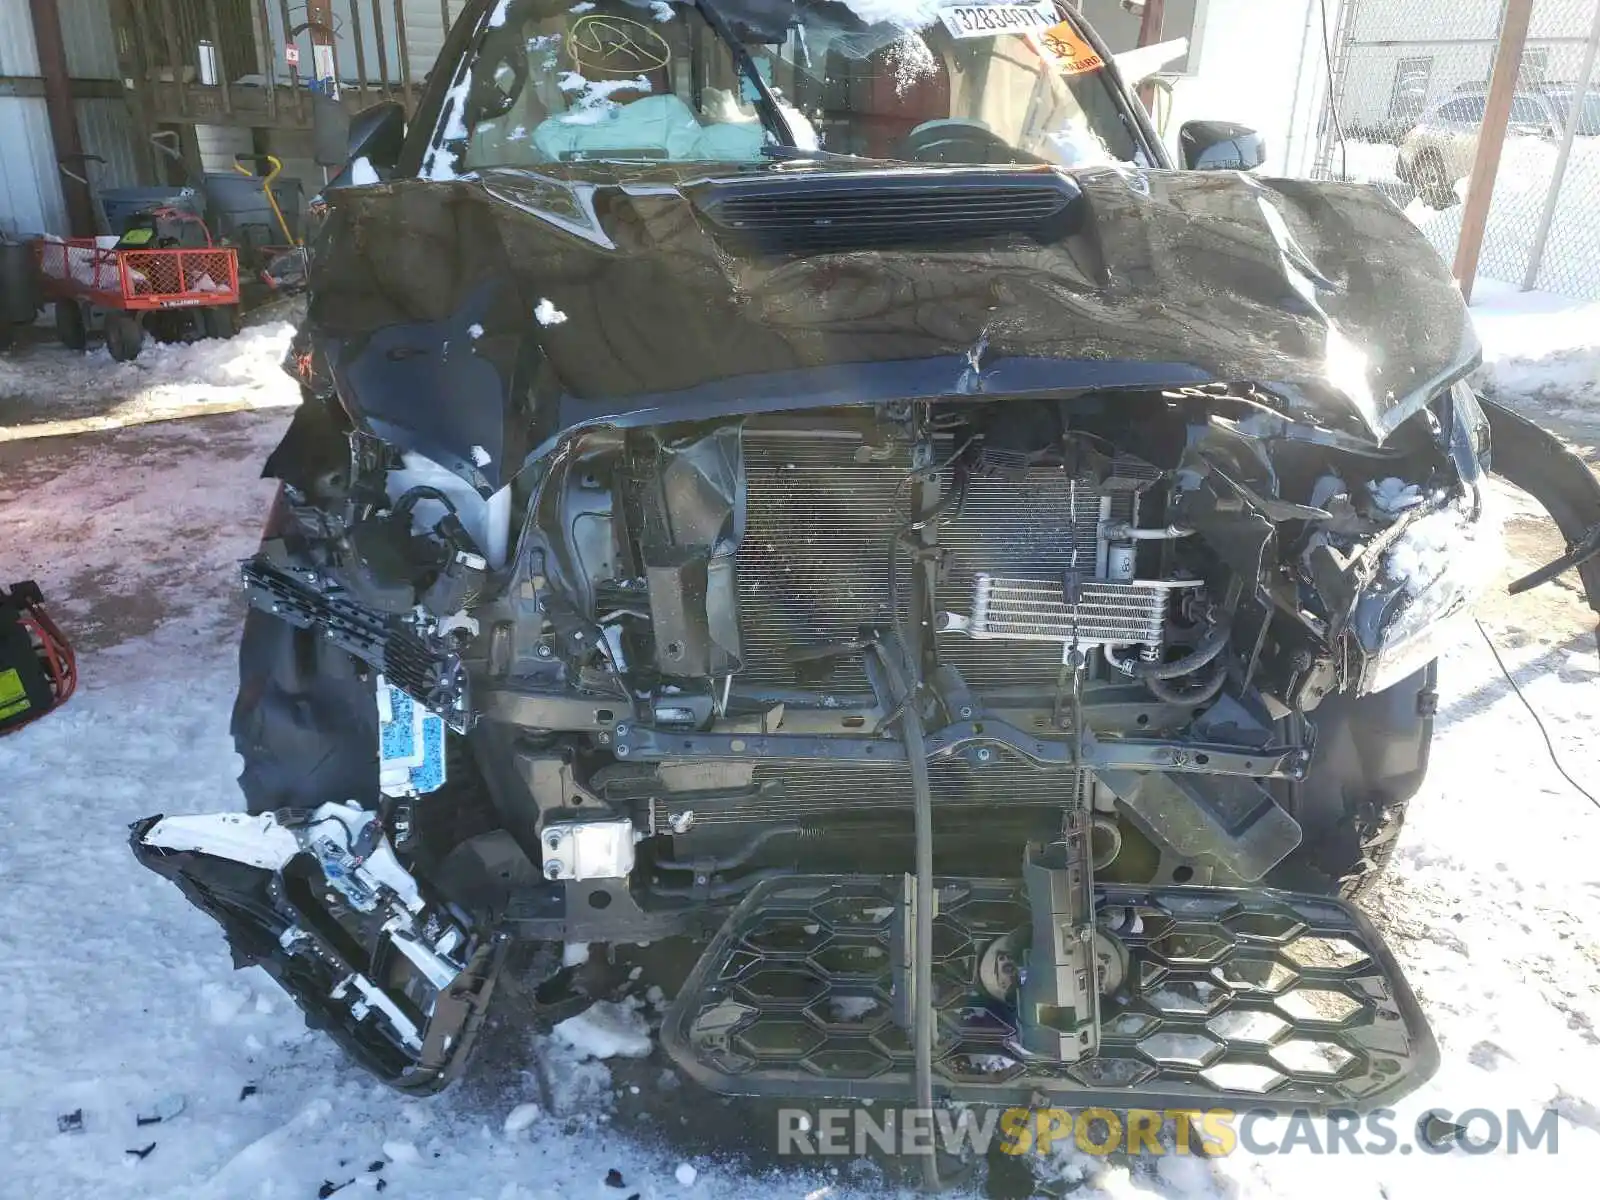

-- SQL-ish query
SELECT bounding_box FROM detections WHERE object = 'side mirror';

[348,101,407,172]
[1179,121,1268,172]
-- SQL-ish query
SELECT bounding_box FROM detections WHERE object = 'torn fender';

[1483,398,1600,635]
[131,810,504,1094]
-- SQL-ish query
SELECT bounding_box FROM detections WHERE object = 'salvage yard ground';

[1,296,1598,1199]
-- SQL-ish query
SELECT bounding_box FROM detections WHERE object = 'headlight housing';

[1347,381,1502,695]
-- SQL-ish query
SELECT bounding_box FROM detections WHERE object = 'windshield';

[434,0,1142,174]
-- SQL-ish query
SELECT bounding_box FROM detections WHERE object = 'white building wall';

[1162,0,1329,178]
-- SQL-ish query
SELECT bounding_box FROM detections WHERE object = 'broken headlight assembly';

[1351,381,1502,696]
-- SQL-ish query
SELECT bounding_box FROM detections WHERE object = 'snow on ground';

[0,311,298,438]
[1326,139,1402,187]
[1469,279,1600,417]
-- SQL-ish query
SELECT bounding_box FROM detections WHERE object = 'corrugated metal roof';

[0,0,41,77]
[0,96,67,238]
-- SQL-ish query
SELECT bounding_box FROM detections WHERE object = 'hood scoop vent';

[691,169,1082,256]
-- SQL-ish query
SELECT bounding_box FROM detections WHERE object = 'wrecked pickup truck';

[132,0,1600,1125]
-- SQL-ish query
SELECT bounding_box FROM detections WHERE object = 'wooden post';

[1136,0,1167,46]
[1134,0,1166,113]
[27,0,97,235]
[158,0,187,115]
[278,0,306,121]
[253,0,278,122]
[307,0,338,94]
[108,0,158,183]
[371,0,393,101]
[205,0,232,114]
[394,0,413,110]
[346,0,371,104]
[1453,0,1536,304]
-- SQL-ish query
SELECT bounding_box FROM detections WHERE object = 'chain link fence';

[1308,0,1600,300]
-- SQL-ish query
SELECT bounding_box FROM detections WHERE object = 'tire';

[104,312,143,361]
[200,303,241,340]
[232,605,379,814]
[1269,662,1437,900]
[147,311,189,344]
[54,300,87,350]
[1415,151,1457,210]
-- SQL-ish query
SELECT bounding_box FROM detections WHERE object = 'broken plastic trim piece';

[242,546,475,732]
[1482,397,1600,642]
[131,810,504,1094]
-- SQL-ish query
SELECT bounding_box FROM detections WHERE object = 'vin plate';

[937,4,1057,39]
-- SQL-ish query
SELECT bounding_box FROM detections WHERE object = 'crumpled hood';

[304,163,1478,491]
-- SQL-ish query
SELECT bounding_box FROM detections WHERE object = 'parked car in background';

[1399,80,1600,208]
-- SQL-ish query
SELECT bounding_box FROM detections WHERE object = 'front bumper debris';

[662,875,1438,1112]
[131,809,505,1094]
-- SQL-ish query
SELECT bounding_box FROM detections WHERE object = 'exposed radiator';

[951,575,1192,650]
[734,425,1151,690]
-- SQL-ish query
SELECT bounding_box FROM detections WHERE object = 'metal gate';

[1308,0,1600,299]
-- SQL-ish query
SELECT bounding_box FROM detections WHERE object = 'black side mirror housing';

[348,101,407,172]
[1179,121,1268,172]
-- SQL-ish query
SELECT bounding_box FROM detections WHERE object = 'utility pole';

[1453,0,1536,304]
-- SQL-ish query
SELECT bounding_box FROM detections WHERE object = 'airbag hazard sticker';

[1034,21,1106,75]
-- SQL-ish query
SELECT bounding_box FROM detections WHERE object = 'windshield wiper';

[691,0,796,148]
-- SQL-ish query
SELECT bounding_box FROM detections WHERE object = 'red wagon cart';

[34,232,241,362]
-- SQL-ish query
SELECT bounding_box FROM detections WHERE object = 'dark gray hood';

[304,163,1479,490]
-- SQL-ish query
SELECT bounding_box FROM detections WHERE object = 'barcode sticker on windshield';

[937,4,1058,39]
